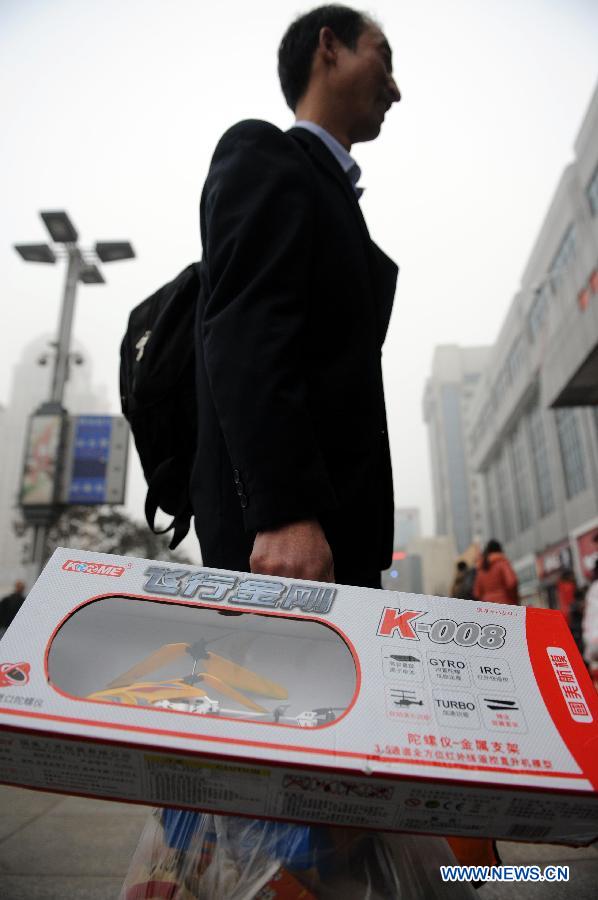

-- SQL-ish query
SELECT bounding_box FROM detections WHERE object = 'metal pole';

[29,521,50,585]
[50,247,80,404]
[29,249,80,578]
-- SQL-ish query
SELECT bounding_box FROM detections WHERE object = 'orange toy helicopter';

[87,638,288,715]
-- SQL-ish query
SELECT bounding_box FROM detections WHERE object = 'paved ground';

[0,786,146,899]
[0,784,596,899]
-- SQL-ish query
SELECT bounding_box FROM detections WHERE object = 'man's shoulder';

[215,119,293,152]
[207,120,313,188]
[221,118,283,137]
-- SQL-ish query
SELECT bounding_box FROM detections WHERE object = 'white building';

[467,82,598,606]
[0,335,109,592]
[406,535,457,598]
[423,345,491,554]
[393,507,421,549]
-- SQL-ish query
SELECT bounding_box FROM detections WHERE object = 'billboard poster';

[67,416,112,503]
[20,414,63,506]
[60,415,128,505]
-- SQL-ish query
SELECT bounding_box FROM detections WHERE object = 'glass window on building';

[496,450,515,542]
[483,466,501,540]
[528,283,550,342]
[588,163,598,216]
[527,405,555,517]
[508,335,526,383]
[474,422,485,453]
[510,422,533,532]
[471,403,490,451]
[551,224,576,282]
[495,364,511,402]
[441,384,472,553]
[555,407,587,499]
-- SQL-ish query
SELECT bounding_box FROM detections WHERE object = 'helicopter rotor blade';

[200,674,268,712]
[105,643,190,688]
[89,680,208,704]
[205,653,288,699]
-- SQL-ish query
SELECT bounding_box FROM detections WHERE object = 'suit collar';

[288,125,359,208]
[293,121,362,193]
[288,124,373,257]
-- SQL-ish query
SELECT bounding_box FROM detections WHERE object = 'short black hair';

[482,538,503,571]
[278,5,370,111]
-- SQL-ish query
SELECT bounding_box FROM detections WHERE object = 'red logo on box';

[62,560,125,577]
[0,662,30,687]
[377,607,425,639]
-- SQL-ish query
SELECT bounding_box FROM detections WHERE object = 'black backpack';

[120,262,201,549]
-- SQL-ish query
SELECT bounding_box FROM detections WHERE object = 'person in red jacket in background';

[473,539,519,605]
[556,568,577,624]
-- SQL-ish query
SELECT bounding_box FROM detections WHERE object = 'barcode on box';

[507,823,551,839]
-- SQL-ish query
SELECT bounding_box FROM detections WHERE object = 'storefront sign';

[536,541,572,582]
[576,528,598,583]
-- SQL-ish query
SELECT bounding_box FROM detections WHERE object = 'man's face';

[334,23,400,143]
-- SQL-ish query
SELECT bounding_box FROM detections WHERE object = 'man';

[0,580,26,637]
[191,5,401,589]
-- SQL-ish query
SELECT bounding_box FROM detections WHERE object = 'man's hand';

[250,519,334,582]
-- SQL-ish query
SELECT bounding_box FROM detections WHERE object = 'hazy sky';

[1,0,597,543]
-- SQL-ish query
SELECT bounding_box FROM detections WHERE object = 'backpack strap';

[145,458,192,550]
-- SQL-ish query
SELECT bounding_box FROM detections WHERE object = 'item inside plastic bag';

[121,807,477,899]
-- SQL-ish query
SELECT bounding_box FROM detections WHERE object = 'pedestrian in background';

[473,539,519,605]
[450,560,475,600]
[568,585,586,661]
[0,580,26,639]
[556,568,577,625]
[582,563,598,687]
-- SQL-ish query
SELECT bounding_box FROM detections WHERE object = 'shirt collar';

[294,120,364,198]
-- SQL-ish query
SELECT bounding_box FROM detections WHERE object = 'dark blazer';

[191,120,398,585]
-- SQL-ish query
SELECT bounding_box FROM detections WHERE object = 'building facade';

[468,83,598,606]
[381,507,423,592]
[393,507,421,550]
[423,345,491,554]
[405,535,457,599]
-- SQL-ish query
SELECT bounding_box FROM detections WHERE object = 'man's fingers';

[250,519,334,582]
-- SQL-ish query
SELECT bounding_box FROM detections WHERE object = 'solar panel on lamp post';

[95,241,135,262]
[14,244,56,264]
[40,210,78,244]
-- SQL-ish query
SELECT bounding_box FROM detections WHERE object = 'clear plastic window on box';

[47,596,357,728]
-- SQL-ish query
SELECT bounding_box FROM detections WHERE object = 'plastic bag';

[121,808,477,899]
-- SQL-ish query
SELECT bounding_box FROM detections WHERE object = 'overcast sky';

[1,0,597,544]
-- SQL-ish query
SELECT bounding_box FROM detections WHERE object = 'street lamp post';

[14,211,135,580]
[51,249,81,405]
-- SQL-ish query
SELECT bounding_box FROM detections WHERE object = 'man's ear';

[318,26,339,66]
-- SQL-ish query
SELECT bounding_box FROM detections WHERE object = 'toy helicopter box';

[0,547,597,844]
